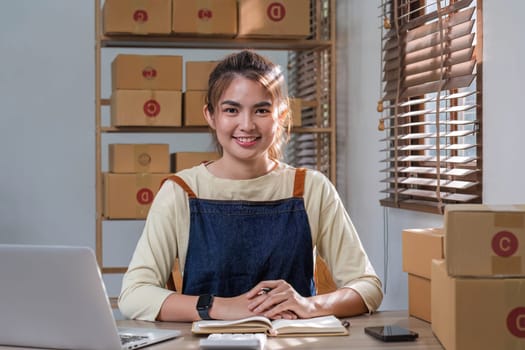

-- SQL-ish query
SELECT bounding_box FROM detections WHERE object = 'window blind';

[378,0,482,214]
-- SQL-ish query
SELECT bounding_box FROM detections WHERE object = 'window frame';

[378,0,483,214]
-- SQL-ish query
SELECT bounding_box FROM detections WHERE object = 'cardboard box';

[103,0,172,35]
[185,61,219,91]
[237,0,310,38]
[111,90,182,127]
[111,55,183,91]
[171,152,220,172]
[103,173,170,219]
[407,274,431,322]
[109,144,170,173]
[445,204,525,277]
[431,259,525,350]
[402,227,444,279]
[183,91,207,126]
[172,0,237,37]
[289,98,302,127]
[402,228,444,322]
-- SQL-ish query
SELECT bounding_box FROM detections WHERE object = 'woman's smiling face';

[205,75,279,165]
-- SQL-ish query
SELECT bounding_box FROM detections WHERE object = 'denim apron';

[167,168,315,297]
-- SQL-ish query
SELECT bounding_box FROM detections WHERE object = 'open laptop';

[0,244,181,350]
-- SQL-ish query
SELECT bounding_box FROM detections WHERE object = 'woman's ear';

[278,105,290,125]
[203,105,216,130]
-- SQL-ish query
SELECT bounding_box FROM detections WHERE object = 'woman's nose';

[240,112,255,130]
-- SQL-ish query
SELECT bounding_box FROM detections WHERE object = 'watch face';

[197,294,213,310]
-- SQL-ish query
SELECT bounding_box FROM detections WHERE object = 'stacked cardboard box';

[183,61,219,127]
[431,204,525,350]
[104,144,171,219]
[172,0,237,37]
[237,0,311,38]
[402,227,444,322]
[111,54,182,127]
[103,0,172,35]
[171,152,220,172]
[103,0,312,40]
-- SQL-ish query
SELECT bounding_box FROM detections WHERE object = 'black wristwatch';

[196,294,215,320]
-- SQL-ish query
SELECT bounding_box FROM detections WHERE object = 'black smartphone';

[364,325,419,342]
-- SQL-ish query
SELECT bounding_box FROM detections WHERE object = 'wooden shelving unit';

[94,0,336,293]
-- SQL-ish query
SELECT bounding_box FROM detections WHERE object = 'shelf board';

[99,126,333,133]
[100,35,332,50]
[101,99,319,107]
[101,267,127,274]
[101,217,144,221]
[100,126,209,133]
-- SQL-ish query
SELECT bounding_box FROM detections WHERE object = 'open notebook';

[0,244,181,350]
[192,315,350,337]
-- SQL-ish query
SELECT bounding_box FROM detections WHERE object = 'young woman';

[118,50,383,322]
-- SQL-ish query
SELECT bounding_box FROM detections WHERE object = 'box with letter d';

[237,0,311,38]
[103,173,170,219]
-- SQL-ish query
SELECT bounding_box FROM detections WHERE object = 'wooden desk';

[0,310,443,349]
[120,310,444,350]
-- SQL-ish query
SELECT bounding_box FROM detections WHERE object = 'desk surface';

[0,310,443,350]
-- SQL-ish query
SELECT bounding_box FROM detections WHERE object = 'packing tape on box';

[492,256,522,275]
[492,211,524,275]
[135,174,154,217]
[194,0,220,34]
[132,0,150,35]
[141,56,160,90]
[143,91,160,125]
[134,145,152,172]
[503,280,525,347]
[494,211,525,228]
[487,204,525,214]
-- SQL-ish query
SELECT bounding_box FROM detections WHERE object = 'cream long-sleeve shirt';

[118,162,383,321]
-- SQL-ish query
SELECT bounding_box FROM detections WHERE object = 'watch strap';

[197,294,214,320]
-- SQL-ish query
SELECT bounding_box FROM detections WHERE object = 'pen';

[257,287,272,296]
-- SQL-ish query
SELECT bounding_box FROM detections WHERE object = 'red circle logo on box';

[507,307,525,338]
[492,230,519,257]
[133,10,148,23]
[143,99,161,117]
[136,188,154,205]
[198,8,213,20]
[142,66,157,80]
[267,2,286,21]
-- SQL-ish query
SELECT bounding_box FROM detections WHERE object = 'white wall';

[337,0,525,311]
[0,1,95,247]
[1,0,524,311]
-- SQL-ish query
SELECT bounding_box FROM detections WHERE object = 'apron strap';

[163,175,197,198]
[293,168,307,198]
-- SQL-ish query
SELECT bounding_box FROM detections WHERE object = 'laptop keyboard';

[120,334,149,345]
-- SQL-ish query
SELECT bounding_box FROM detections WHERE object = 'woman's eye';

[223,107,237,114]
[255,108,271,115]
